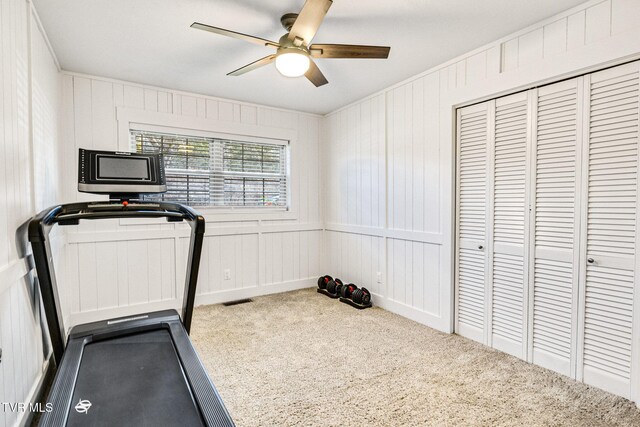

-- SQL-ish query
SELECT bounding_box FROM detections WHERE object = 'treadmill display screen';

[98,156,150,180]
[77,148,166,195]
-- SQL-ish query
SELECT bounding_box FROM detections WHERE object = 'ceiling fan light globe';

[275,52,310,77]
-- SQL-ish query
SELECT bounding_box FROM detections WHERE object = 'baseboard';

[195,277,316,306]
[373,294,448,333]
[18,354,55,427]
[65,278,317,327]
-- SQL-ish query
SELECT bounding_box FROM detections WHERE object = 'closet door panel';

[531,78,582,376]
[491,92,529,358]
[456,103,490,342]
[580,62,639,398]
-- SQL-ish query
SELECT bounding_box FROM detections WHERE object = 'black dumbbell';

[335,279,344,295]
[351,287,371,305]
[340,283,357,299]
[317,275,333,290]
[326,278,343,296]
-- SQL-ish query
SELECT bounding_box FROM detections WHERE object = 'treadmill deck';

[68,330,204,427]
[39,310,235,427]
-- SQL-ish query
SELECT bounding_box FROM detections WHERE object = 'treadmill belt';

[67,329,204,427]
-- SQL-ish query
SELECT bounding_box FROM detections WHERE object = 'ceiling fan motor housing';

[280,13,299,32]
[277,34,309,55]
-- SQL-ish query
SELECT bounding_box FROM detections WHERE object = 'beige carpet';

[190,288,640,426]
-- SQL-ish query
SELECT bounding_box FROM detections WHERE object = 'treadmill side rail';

[38,316,235,427]
[39,339,85,426]
[169,321,235,426]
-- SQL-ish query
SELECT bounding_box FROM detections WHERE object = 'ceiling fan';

[191,0,390,87]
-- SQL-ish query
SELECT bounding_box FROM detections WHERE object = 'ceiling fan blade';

[227,55,277,76]
[191,22,279,48]
[305,59,328,87]
[288,0,333,46]
[310,44,390,59]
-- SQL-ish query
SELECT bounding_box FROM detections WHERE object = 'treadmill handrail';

[28,201,205,366]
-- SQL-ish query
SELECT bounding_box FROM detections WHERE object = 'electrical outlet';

[224,269,231,280]
[376,272,382,283]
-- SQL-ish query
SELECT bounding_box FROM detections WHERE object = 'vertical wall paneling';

[60,72,324,325]
[1,1,62,425]
[612,0,640,35]
[585,1,612,44]
[567,10,587,51]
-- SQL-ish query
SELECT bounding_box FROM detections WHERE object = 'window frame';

[116,107,297,221]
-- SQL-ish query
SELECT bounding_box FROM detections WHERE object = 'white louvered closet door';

[491,92,530,359]
[578,62,640,399]
[530,78,583,377]
[456,102,491,343]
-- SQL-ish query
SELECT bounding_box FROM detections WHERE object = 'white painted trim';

[66,223,324,244]
[195,277,316,306]
[633,63,640,407]
[374,293,447,333]
[28,0,61,72]
[126,120,291,146]
[117,107,296,146]
[443,99,456,335]
[325,223,443,245]
[197,209,297,222]
[68,229,184,244]
[61,70,323,118]
[258,223,323,234]
[453,107,462,336]
[118,208,296,224]
[0,258,31,295]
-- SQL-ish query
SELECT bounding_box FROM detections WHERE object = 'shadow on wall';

[15,219,51,367]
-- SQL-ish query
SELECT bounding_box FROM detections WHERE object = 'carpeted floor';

[190,288,640,426]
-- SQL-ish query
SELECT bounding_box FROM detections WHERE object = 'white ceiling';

[34,0,588,114]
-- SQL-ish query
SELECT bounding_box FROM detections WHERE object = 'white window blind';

[131,130,288,208]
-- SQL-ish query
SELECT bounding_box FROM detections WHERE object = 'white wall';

[322,0,640,334]
[59,73,323,327]
[0,0,62,426]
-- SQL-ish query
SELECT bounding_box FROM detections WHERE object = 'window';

[131,130,289,208]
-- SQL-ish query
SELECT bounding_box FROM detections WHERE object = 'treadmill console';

[78,148,166,199]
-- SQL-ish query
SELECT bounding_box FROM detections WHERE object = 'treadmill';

[29,149,235,426]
